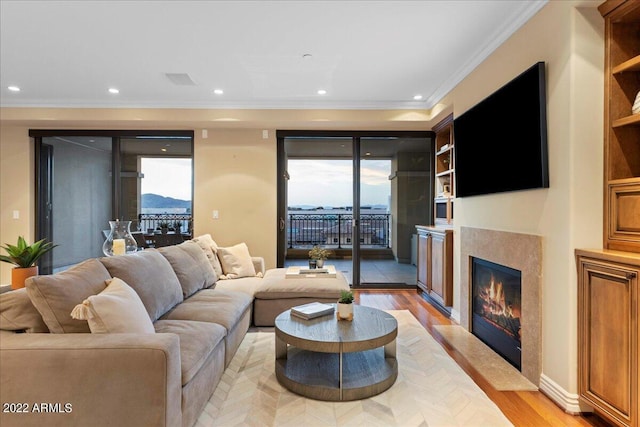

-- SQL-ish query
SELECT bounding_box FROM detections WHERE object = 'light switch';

[212,210,219,219]
[12,210,19,219]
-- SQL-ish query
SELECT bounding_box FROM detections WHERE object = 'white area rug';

[196,310,513,426]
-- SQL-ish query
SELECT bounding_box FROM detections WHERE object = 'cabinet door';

[429,231,453,307]
[578,257,638,427]
[417,232,430,293]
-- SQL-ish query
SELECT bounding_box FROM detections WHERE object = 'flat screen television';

[454,62,548,198]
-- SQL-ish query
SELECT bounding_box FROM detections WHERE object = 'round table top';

[275,304,398,353]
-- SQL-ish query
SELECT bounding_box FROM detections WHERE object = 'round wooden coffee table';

[274,304,398,401]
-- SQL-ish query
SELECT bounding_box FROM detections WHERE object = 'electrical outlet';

[212,210,219,219]
[12,210,19,219]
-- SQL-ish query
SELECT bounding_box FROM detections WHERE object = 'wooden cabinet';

[416,226,453,309]
[599,0,640,253]
[576,249,640,427]
[433,114,454,225]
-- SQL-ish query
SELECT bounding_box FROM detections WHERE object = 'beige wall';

[0,0,605,403]
[446,0,603,397]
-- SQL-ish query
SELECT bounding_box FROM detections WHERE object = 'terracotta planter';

[11,266,38,290]
[337,302,353,321]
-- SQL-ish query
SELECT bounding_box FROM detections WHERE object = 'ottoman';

[252,267,350,326]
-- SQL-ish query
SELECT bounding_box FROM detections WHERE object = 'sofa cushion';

[191,234,223,277]
[154,319,226,385]
[158,241,217,298]
[70,277,155,334]
[0,288,49,333]
[161,289,252,332]
[212,275,262,296]
[26,258,112,333]
[254,267,350,299]
[100,250,183,322]
[217,243,258,279]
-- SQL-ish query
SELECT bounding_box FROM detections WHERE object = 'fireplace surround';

[460,227,542,385]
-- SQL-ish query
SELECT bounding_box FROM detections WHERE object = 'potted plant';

[0,236,57,289]
[337,289,354,321]
[308,245,332,268]
[172,220,182,234]
[157,221,170,234]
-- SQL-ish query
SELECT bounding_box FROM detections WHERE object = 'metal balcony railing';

[137,213,192,234]
[288,213,390,249]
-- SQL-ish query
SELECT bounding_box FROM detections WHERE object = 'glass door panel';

[358,137,431,287]
[283,137,354,284]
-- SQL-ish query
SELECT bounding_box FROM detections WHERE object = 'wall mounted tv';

[454,62,548,198]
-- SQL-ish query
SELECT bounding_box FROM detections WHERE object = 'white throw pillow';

[217,242,259,279]
[70,277,155,334]
[191,234,223,277]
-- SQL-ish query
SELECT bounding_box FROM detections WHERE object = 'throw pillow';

[191,234,223,277]
[0,288,49,333]
[70,277,155,334]
[216,242,259,279]
[26,258,112,333]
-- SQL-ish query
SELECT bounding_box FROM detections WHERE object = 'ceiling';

[0,1,547,111]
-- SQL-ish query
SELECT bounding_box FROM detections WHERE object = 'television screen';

[454,62,548,198]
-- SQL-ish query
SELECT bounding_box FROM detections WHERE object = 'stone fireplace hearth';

[460,227,542,386]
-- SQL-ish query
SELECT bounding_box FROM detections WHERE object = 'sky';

[140,157,390,208]
[287,159,390,207]
[141,158,192,200]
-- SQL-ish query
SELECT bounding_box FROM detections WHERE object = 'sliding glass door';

[277,131,432,288]
[33,130,193,274]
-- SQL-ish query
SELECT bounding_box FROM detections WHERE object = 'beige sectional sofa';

[0,237,348,427]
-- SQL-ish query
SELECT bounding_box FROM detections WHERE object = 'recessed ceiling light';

[317,89,327,95]
[365,152,372,156]
[8,86,20,92]
[413,95,423,100]
[213,89,224,95]
[161,148,167,152]
[302,53,312,59]
[108,88,119,94]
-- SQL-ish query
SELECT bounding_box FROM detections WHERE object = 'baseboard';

[449,308,461,324]
[539,373,593,415]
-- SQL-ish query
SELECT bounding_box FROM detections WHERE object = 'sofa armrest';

[251,256,265,275]
[0,333,182,427]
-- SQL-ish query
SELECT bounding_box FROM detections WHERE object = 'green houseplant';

[337,289,354,321]
[0,236,57,289]
[158,221,170,234]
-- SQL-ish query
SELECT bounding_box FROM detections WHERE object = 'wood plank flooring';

[354,289,612,427]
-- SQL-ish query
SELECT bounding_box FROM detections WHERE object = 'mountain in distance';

[288,204,387,210]
[142,193,191,209]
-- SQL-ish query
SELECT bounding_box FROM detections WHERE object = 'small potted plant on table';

[308,245,332,268]
[337,289,354,321]
[157,221,170,234]
[0,236,57,289]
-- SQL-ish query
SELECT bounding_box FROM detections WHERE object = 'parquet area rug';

[195,310,513,427]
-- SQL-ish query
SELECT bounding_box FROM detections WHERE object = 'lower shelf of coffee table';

[275,347,398,401]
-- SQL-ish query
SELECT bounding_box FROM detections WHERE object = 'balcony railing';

[288,213,390,249]
[137,213,192,233]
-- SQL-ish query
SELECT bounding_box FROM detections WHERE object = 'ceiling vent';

[165,73,196,86]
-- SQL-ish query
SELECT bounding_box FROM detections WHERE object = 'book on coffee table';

[285,265,337,278]
[290,302,335,320]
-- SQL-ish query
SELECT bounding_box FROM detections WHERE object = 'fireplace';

[471,257,522,370]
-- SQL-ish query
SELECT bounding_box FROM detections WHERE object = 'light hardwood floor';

[354,289,612,427]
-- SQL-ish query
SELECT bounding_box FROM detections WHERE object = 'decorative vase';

[11,266,38,290]
[316,259,325,268]
[102,220,137,256]
[337,302,353,321]
[308,259,317,269]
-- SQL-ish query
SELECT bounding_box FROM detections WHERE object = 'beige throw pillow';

[217,243,260,279]
[70,277,155,334]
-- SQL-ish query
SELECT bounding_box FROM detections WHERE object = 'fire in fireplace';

[471,257,522,370]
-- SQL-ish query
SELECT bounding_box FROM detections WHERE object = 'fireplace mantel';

[460,227,542,385]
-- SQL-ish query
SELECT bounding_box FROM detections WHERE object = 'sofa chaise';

[0,235,349,427]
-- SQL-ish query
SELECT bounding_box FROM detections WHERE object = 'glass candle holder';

[102,219,137,256]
